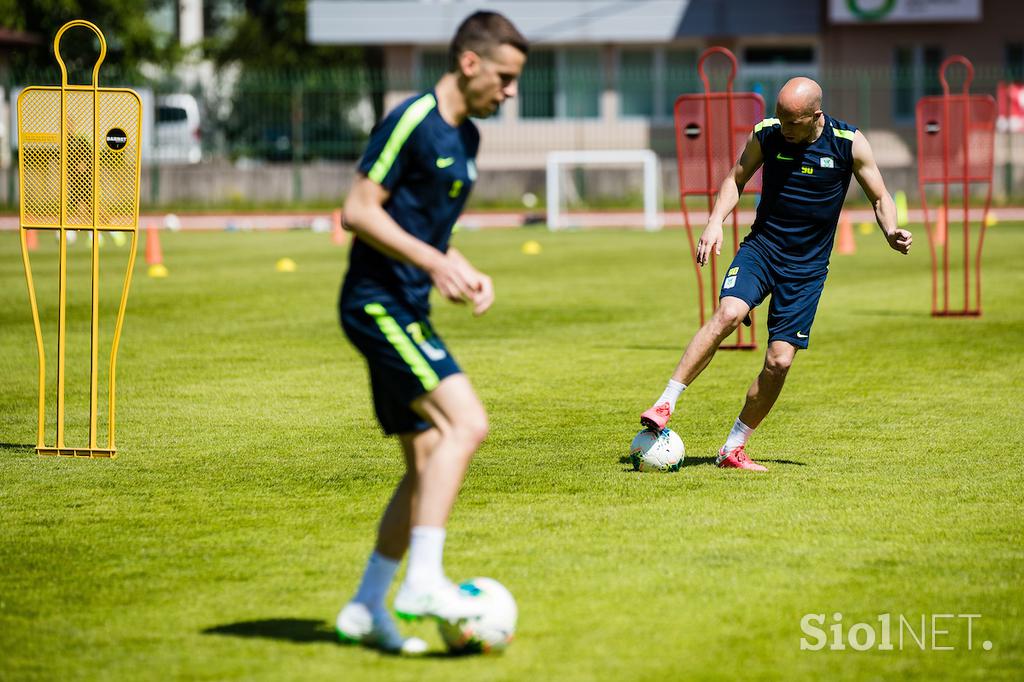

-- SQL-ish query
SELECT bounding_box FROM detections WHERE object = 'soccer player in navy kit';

[640,77,912,471]
[334,12,527,653]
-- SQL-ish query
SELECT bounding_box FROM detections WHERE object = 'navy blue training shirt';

[341,91,479,314]
[744,114,857,278]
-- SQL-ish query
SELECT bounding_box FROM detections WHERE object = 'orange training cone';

[934,206,947,247]
[836,212,855,255]
[145,222,168,278]
[25,229,38,251]
[145,222,163,265]
[331,208,346,245]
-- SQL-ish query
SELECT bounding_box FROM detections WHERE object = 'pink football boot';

[639,402,672,431]
[716,445,767,472]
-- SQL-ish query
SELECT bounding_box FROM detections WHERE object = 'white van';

[154,93,201,164]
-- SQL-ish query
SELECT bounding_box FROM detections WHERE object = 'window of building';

[744,46,815,65]
[893,45,944,121]
[563,49,602,118]
[520,49,599,119]
[923,46,944,96]
[520,49,556,118]
[663,48,699,118]
[418,49,449,91]
[1006,43,1024,81]
[894,46,916,120]
[739,45,817,113]
[619,49,654,117]
[617,47,698,119]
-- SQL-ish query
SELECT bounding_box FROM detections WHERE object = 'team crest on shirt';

[820,157,834,168]
[406,322,448,361]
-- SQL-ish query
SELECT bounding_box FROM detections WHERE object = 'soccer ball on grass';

[629,428,685,472]
[438,577,517,654]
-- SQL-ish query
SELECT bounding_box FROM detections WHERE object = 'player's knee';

[713,300,747,332]
[452,411,489,451]
[765,359,791,377]
[466,414,490,449]
[765,350,794,375]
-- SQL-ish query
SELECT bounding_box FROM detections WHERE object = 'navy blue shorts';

[718,244,828,349]
[340,296,461,435]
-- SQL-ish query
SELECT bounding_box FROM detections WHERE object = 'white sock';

[722,418,754,453]
[656,379,687,411]
[405,526,446,590]
[353,551,400,611]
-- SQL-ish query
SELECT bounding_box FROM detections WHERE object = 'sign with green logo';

[829,0,980,23]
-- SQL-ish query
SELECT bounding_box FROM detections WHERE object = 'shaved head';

[777,77,822,118]
[775,77,825,144]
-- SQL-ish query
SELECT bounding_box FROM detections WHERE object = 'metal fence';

[3,63,1022,205]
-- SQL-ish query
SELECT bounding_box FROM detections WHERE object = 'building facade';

[309,0,1023,196]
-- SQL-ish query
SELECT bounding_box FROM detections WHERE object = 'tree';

[0,0,181,82]
[204,0,371,161]
[204,0,362,71]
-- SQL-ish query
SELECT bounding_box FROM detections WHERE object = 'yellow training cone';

[521,240,542,255]
[894,190,909,227]
[147,263,169,278]
[276,257,297,272]
[858,222,873,236]
[985,211,998,227]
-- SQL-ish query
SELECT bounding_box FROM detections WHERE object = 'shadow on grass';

[202,618,473,659]
[849,309,929,319]
[617,455,807,468]
[202,619,337,644]
[684,455,808,467]
[0,443,35,454]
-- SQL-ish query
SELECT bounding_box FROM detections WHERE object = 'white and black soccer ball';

[438,577,517,654]
[629,428,685,472]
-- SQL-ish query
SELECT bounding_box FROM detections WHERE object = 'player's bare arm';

[343,175,477,302]
[852,130,912,255]
[697,132,764,266]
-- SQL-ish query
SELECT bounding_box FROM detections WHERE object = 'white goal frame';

[545,149,662,231]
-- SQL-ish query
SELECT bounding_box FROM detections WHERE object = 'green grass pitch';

[1,224,1022,680]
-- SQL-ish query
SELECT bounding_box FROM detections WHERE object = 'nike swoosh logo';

[796,331,808,339]
[776,153,794,161]
[436,157,455,168]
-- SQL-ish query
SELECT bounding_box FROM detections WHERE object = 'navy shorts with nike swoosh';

[718,243,828,349]
[340,294,462,435]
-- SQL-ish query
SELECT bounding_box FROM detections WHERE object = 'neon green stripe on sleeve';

[364,303,439,391]
[833,127,856,141]
[753,118,780,133]
[367,93,437,184]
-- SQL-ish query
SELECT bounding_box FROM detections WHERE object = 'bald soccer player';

[638,77,912,471]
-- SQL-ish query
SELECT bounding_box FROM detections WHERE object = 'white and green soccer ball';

[438,577,517,654]
[629,428,685,472]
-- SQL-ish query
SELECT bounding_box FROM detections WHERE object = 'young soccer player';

[640,77,912,471]
[334,11,527,654]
